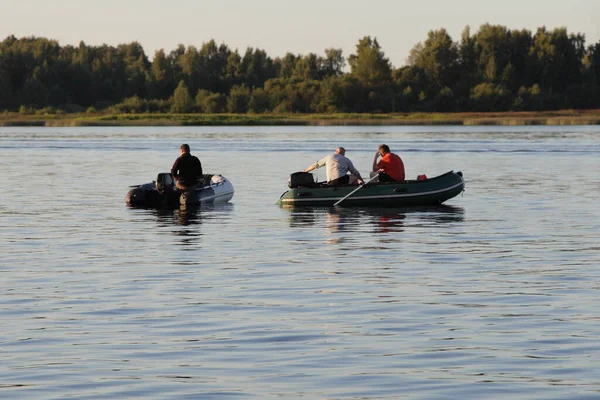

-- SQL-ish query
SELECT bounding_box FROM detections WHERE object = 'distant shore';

[2,110,600,127]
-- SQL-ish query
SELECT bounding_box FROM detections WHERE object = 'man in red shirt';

[371,144,405,182]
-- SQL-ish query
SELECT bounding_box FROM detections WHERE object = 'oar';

[333,174,379,206]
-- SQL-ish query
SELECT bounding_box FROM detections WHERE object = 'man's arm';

[372,152,381,171]
[303,157,326,173]
[171,158,180,179]
[195,157,203,177]
[347,162,364,185]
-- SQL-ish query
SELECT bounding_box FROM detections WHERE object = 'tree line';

[1,24,599,114]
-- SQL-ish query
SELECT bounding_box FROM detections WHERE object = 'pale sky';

[2,0,599,68]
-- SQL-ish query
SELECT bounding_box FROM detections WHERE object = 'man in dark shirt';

[171,144,203,190]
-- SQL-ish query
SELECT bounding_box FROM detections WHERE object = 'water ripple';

[1,126,599,399]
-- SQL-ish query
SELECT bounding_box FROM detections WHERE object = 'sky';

[2,0,599,68]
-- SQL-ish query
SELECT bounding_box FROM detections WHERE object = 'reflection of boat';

[153,203,234,227]
[278,171,464,207]
[126,173,234,209]
[284,205,464,236]
[154,207,202,226]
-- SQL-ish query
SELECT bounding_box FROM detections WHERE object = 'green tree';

[275,53,298,79]
[239,48,276,88]
[178,45,202,94]
[470,83,512,111]
[167,44,186,86]
[248,87,269,113]
[195,89,226,113]
[312,76,344,113]
[89,44,126,104]
[407,28,459,89]
[392,66,433,111]
[225,51,242,88]
[528,27,557,92]
[117,41,149,98]
[588,42,600,83]
[1,28,597,113]
[365,85,396,112]
[198,40,231,93]
[170,80,193,113]
[227,84,251,113]
[475,24,512,83]
[338,75,368,112]
[513,84,546,110]
[507,29,533,89]
[320,48,345,77]
[263,78,317,113]
[263,78,287,112]
[500,62,516,90]
[431,86,456,112]
[348,36,392,86]
[565,83,600,109]
[68,41,95,106]
[0,66,13,109]
[293,80,320,112]
[453,26,479,109]
[549,28,585,91]
[147,49,174,99]
[459,26,477,74]
[293,53,320,80]
[113,96,148,113]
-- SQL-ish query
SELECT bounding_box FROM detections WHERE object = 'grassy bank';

[1,110,600,127]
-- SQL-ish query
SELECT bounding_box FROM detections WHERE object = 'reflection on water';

[3,126,600,399]
[373,211,406,234]
[152,208,204,249]
[153,203,235,227]
[150,204,235,248]
[283,205,464,246]
[285,205,464,230]
[154,207,203,226]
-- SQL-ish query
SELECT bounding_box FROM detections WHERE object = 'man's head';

[335,147,346,156]
[378,144,390,155]
[180,144,191,154]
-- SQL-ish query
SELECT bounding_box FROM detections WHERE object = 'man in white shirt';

[303,147,365,186]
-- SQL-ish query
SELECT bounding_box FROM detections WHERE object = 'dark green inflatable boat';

[278,171,465,207]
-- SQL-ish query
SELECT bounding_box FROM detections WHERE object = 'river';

[1,125,599,399]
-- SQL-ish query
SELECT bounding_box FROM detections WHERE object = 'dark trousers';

[327,175,350,186]
[175,179,200,190]
[379,172,396,182]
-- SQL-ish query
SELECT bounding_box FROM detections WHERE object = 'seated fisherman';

[171,143,203,190]
[371,144,405,182]
[304,147,364,186]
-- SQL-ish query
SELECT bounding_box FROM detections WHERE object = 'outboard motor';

[156,173,175,194]
[289,172,315,188]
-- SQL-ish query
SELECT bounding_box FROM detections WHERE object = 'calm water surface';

[1,125,599,399]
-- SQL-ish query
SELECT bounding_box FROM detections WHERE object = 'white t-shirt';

[309,153,360,182]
